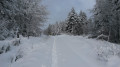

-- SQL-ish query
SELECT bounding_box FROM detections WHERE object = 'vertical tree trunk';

[17,33,19,38]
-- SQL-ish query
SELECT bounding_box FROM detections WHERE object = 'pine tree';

[79,11,87,24]
[87,18,94,34]
[78,11,87,35]
[59,21,67,33]
[44,24,53,35]
[66,8,78,35]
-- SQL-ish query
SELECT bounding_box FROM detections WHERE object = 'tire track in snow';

[52,37,58,67]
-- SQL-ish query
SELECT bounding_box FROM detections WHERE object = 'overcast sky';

[42,0,96,25]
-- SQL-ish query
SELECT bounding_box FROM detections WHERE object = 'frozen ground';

[0,35,120,67]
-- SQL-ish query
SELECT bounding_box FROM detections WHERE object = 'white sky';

[42,0,96,25]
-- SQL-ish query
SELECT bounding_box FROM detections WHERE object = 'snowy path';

[54,35,103,67]
[1,35,120,67]
[52,37,58,67]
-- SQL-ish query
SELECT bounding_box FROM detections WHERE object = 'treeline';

[45,0,120,43]
[44,21,66,35]
[93,0,120,43]
[44,8,93,36]
[0,0,47,40]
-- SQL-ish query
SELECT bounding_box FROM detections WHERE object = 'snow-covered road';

[1,35,120,67]
[51,35,103,67]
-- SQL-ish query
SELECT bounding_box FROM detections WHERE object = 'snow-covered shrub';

[97,34,108,41]
[0,38,23,64]
[88,34,97,39]
[15,54,23,62]
[10,51,23,63]
[12,39,20,46]
[97,43,120,62]
[0,48,3,54]
[0,38,21,55]
[10,47,23,63]
[0,45,10,54]
[5,45,10,53]
[14,48,23,62]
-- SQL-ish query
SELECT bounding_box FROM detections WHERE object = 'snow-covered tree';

[44,24,53,35]
[93,0,112,36]
[78,11,87,35]
[65,8,88,35]
[44,20,67,35]
[87,18,94,34]
[66,8,79,35]
[79,11,87,23]
[111,0,120,43]
[58,21,67,33]
[0,0,17,40]
[14,0,48,37]
[92,0,120,43]
[0,0,48,40]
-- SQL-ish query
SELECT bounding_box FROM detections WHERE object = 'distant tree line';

[44,21,67,35]
[0,0,48,40]
[44,8,93,36]
[44,0,120,43]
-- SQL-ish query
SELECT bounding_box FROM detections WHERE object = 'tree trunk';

[17,33,19,38]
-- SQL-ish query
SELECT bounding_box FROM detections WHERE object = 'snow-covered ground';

[0,35,120,67]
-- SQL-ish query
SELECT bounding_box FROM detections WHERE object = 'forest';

[0,0,120,43]
[0,0,120,67]
[45,0,120,43]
